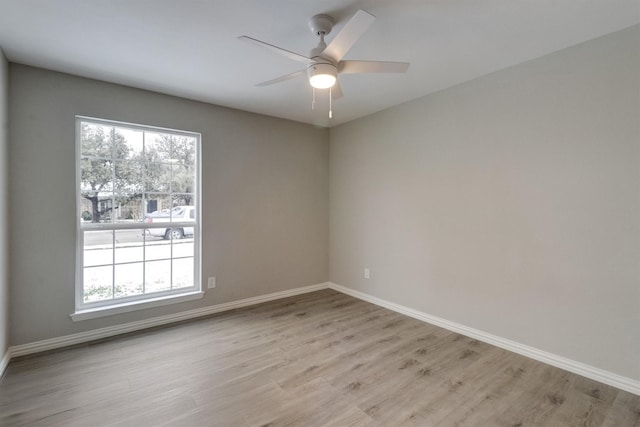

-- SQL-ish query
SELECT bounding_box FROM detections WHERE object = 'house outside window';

[75,117,201,314]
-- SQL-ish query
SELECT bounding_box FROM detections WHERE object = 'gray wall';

[9,65,329,345]
[0,50,8,360]
[330,25,640,380]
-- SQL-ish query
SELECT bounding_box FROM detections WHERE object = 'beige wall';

[9,65,329,345]
[0,50,8,359]
[329,25,640,380]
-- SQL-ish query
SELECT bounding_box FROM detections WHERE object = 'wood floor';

[1,290,638,426]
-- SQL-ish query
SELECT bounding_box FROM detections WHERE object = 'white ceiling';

[1,1,638,127]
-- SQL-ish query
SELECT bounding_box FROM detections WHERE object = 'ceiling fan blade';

[331,80,343,99]
[321,10,376,62]
[338,60,410,74]
[238,36,310,63]
[255,69,307,87]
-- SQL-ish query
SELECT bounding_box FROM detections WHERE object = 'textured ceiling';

[1,0,638,127]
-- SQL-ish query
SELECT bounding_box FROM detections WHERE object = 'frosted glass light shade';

[308,63,337,89]
[309,74,336,89]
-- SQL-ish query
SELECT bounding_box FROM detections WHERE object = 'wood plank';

[1,289,638,426]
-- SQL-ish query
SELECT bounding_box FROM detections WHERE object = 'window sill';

[70,291,205,322]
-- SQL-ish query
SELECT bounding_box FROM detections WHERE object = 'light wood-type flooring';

[1,289,639,426]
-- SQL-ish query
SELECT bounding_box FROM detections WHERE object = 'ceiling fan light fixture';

[308,62,337,89]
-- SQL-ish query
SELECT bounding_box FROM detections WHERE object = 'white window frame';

[72,116,203,321]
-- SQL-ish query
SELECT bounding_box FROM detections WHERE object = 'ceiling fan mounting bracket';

[308,14,335,37]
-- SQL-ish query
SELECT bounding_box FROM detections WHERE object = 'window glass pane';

[115,127,143,157]
[171,164,195,194]
[164,226,185,240]
[81,192,114,223]
[80,192,114,224]
[80,205,94,223]
[171,195,195,216]
[172,257,194,289]
[81,123,113,157]
[112,128,134,160]
[146,239,171,260]
[172,239,194,258]
[171,136,195,196]
[83,265,113,302]
[145,163,172,193]
[115,263,144,297]
[145,260,171,293]
[84,231,113,267]
[114,194,144,223]
[172,135,196,162]
[144,194,172,216]
[81,158,113,191]
[114,229,144,263]
[169,205,185,220]
[80,190,99,224]
[145,132,172,162]
[114,161,143,193]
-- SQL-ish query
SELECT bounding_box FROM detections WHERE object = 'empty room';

[0,1,638,426]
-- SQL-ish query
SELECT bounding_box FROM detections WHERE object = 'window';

[75,117,201,317]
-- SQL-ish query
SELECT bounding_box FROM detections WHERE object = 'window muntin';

[76,117,201,310]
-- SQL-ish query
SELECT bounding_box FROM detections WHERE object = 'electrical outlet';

[207,276,216,289]
[364,268,370,279]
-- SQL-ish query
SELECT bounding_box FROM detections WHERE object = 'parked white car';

[144,205,195,239]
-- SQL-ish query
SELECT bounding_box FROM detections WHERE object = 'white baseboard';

[7,281,639,396]
[0,348,9,379]
[9,282,330,358]
[328,282,640,396]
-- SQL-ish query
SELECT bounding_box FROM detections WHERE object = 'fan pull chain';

[312,87,316,110]
[329,87,333,119]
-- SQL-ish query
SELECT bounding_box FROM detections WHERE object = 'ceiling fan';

[239,9,409,116]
